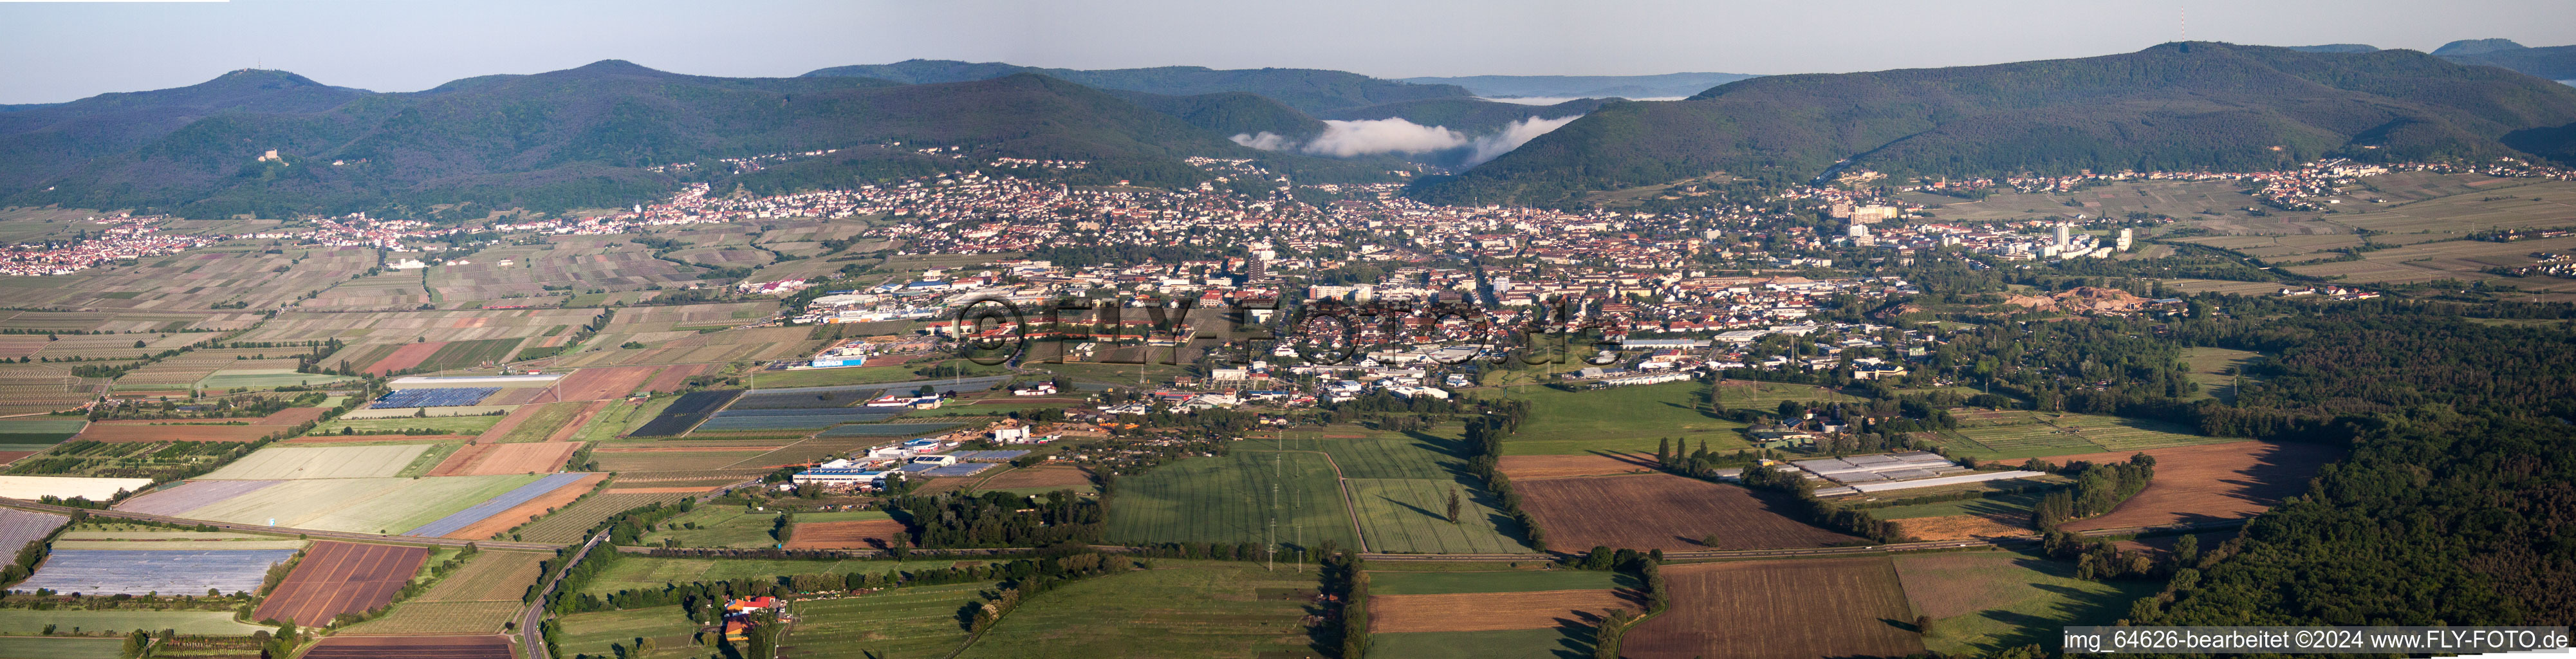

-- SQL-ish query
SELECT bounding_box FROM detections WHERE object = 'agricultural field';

[781,581,993,659]
[628,390,741,437]
[251,541,429,626]
[1622,557,1924,659]
[480,401,598,443]
[1893,550,2160,654]
[301,635,512,659]
[1514,473,1859,552]
[1369,568,1637,657]
[160,474,544,535]
[2047,441,2344,532]
[0,637,122,659]
[1876,493,2050,542]
[14,548,297,595]
[0,364,107,416]
[1102,450,1360,551]
[0,508,67,553]
[0,609,270,636]
[342,549,549,636]
[68,423,275,442]
[429,441,580,477]
[2178,347,2265,402]
[551,606,703,659]
[956,564,1323,659]
[1934,411,2227,459]
[0,475,155,501]
[510,492,691,543]
[1470,382,1748,456]
[405,472,602,538]
[198,443,438,480]
[0,418,84,446]
[329,414,505,436]
[636,505,793,550]
[781,510,909,550]
[1371,588,1637,632]
[1494,453,1659,480]
[573,557,965,597]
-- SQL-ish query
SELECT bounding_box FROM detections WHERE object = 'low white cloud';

[1299,118,1470,157]
[1230,131,1293,151]
[1231,115,1584,165]
[1477,96,1687,104]
[1463,115,1581,165]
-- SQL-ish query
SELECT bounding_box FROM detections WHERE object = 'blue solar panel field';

[13,549,297,595]
[947,450,1032,461]
[374,387,501,408]
[403,472,593,537]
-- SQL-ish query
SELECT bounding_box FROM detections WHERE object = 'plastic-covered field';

[402,472,595,537]
[628,390,741,436]
[898,463,995,478]
[113,480,281,515]
[375,387,500,408]
[11,548,296,595]
[946,450,1031,461]
[0,508,66,553]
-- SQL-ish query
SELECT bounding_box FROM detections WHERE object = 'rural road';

[519,530,606,659]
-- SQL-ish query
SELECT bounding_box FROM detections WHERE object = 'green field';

[745,366,927,389]
[553,606,701,659]
[1346,478,1528,554]
[172,474,540,534]
[0,418,85,445]
[1893,550,2162,655]
[957,564,1321,659]
[1936,411,2221,459]
[2178,347,2265,403]
[1102,450,1360,551]
[417,338,526,373]
[1368,568,1630,595]
[196,371,355,391]
[1372,629,1593,659]
[0,636,121,659]
[1867,492,2050,520]
[782,582,992,658]
[0,609,270,636]
[636,505,787,550]
[577,557,967,597]
[494,402,588,443]
[1471,382,1748,456]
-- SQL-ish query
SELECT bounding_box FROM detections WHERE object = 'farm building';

[790,468,896,488]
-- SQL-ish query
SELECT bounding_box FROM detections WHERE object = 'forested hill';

[0,63,1326,219]
[1396,72,1759,99]
[1407,42,2576,207]
[2435,39,2576,82]
[801,59,1471,114]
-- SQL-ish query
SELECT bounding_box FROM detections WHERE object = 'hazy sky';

[5,0,2575,104]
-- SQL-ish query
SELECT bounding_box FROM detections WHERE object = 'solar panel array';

[695,407,907,431]
[374,387,501,408]
[13,548,297,595]
[819,422,966,437]
[947,450,1032,461]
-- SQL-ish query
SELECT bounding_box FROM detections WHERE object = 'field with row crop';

[781,581,993,659]
[956,564,1322,659]
[1102,450,1358,552]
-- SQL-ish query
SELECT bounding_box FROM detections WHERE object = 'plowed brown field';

[1516,473,1860,551]
[1893,514,2031,541]
[1622,557,1923,659]
[252,541,429,626]
[1371,589,1639,632]
[640,363,712,393]
[366,342,447,375]
[783,519,912,550]
[556,366,660,401]
[305,636,510,659]
[432,442,579,477]
[2050,441,2342,531]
